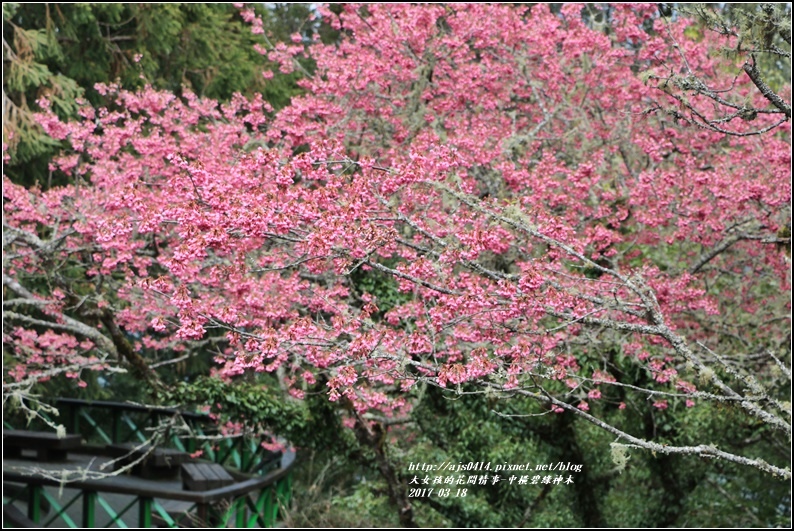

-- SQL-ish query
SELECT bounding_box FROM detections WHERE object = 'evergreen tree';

[3,3,321,186]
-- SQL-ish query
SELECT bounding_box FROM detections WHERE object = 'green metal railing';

[54,398,283,475]
[3,462,294,528]
[3,398,296,528]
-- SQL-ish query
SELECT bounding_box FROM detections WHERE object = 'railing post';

[197,502,209,526]
[139,497,153,528]
[71,403,81,435]
[27,485,42,523]
[186,433,196,454]
[235,496,247,528]
[112,409,122,443]
[241,441,249,472]
[83,491,97,527]
[263,486,277,528]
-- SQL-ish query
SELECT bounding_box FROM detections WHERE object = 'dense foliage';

[2,2,318,186]
[3,3,790,527]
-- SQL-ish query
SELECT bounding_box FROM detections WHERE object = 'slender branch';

[743,58,792,119]
[364,260,462,296]
[2,273,118,354]
[690,234,742,274]
[480,381,791,479]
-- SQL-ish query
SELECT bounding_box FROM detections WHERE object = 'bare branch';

[743,57,792,119]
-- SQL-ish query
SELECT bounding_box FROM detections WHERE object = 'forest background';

[3,3,791,527]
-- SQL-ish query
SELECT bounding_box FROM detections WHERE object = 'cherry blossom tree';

[650,3,791,136]
[3,4,790,519]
